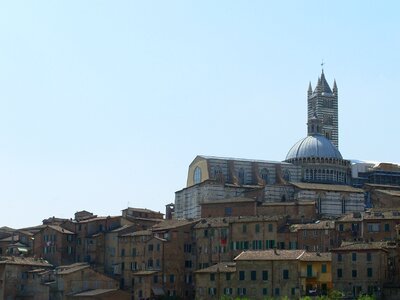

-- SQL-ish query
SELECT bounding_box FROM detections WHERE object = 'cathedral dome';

[285,134,343,161]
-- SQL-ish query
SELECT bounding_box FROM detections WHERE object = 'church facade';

[174,71,365,220]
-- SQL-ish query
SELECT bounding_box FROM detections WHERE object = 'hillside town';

[2,71,400,300]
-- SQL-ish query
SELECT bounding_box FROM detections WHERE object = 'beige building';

[0,256,53,300]
[331,242,389,299]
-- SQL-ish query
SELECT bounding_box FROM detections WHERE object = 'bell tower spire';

[307,66,339,148]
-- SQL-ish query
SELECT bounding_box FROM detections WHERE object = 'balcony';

[300,271,318,278]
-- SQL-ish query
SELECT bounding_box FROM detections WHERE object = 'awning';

[17,248,28,253]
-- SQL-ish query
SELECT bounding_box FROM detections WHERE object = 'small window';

[224,207,232,216]
[225,273,231,281]
[337,254,342,262]
[352,253,357,262]
[268,224,273,232]
[242,224,247,233]
[367,252,372,262]
[385,224,390,232]
[321,264,327,273]
[367,268,373,277]
[210,274,215,281]
[239,271,245,281]
[262,270,268,281]
[251,270,256,281]
[337,268,342,278]
[193,167,202,184]
[352,270,357,278]
[255,224,260,233]
[283,269,289,279]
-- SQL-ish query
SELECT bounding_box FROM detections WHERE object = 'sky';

[0,1,399,228]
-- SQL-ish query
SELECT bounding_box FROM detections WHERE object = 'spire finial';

[321,59,325,72]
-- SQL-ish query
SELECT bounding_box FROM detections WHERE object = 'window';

[225,273,231,281]
[337,254,342,262]
[224,288,232,295]
[169,274,175,283]
[238,168,245,185]
[341,198,346,214]
[185,260,192,268]
[262,270,268,281]
[157,243,161,251]
[194,167,202,184]
[255,224,260,233]
[147,259,153,268]
[239,271,245,281]
[121,249,125,257]
[208,288,217,295]
[210,274,215,281]
[367,268,373,277]
[262,288,268,295]
[184,244,192,253]
[237,288,246,296]
[224,207,232,216]
[339,224,344,231]
[153,275,158,283]
[275,288,280,296]
[132,248,136,256]
[352,253,357,262]
[337,269,342,278]
[148,244,153,251]
[268,224,273,232]
[321,264,327,273]
[385,224,390,232]
[352,270,357,278]
[242,224,247,233]
[367,223,380,232]
[283,269,289,279]
[251,270,256,280]
[367,252,372,262]
[266,240,275,249]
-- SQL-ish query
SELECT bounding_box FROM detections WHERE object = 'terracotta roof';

[291,220,335,231]
[299,252,331,262]
[195,262,236,274]
[0,234,19,242]
[121,230,152,237]
[56,263,89,274]
[291,182,364,193]
[123,207,164,215]
[194,215,286,229]
[235,250,305,261]
[152,219,199,231]
[72,216,120,224]
[338,210,400,222]
[0,256,52,267]
[332,242,389,252]
[47,225,75,235]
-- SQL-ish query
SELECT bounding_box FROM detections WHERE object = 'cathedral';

[174,70,365,219]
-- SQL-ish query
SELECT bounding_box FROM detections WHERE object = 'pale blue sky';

[1,1,399,228]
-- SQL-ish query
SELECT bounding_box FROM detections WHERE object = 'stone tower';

[307,70,339,149]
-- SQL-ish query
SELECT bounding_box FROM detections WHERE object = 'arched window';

[193,167,202,184]
[260,168,269,184]
[238,168,245,185]
[341,198,346,214]
[317,196,322,214]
